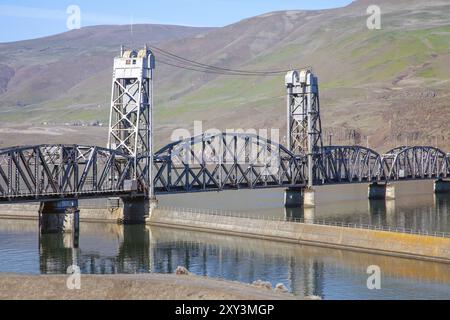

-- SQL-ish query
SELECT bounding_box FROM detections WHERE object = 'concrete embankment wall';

[0,204,40,220]
[148,209,450,263]
[0,204,121,222]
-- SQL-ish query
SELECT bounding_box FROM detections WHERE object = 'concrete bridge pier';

[116,196,148,224]
[434,179,450,193]
[39,200,79,235]
[111,196,159,224]
[147,197,158,221]
[39,200,80,248]
[284,187,315,208]
[368,182,395,200]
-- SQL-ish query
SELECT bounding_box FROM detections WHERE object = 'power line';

[151,45,283,74]
[156,55,280,76]
[150,45,310,76]
[156,58,245,75]
[156,57,283,76]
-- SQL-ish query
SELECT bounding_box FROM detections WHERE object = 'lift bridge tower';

[107,46,155,199]
[285,69,323,188]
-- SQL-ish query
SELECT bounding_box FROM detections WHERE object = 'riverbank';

[0,273,302,300]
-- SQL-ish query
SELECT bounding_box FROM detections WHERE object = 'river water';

[0,180,449,299]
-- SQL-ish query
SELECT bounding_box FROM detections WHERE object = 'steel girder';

[0,142,449,202]
[284,70,450,186]
[151,133,306,193]
[0,145,138,202]
[381,146,449,180]
[317,145,450,184]
[286,70,323,188]
[319,146,383,183]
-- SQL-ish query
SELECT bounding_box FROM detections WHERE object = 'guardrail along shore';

[149,207,450,263]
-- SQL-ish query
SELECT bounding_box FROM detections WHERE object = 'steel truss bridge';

[0,137,448,202]
[0,48,448,203]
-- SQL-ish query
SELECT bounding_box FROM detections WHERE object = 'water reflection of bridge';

[35,194,450,297]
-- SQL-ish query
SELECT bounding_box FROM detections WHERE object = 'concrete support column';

[303,188,315,207]
[119,196,148,224]
[108,196,158,224]
[284,187,315,208]
[434,179,450,193]
[284,187,303,208]
[39,200,79,235]
[368,182,395,200]
[146,197,158,223]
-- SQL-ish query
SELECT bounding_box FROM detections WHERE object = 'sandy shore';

[0,273,302,300]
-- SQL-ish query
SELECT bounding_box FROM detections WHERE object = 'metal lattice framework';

[286,71,308,156]
[107,46,155,198]
[320,146,383,183]
[285,70,323,187]
[284,70,450,186]
[151,132,305,193]
[0,145,137,202]
[381,146,450,181]
[1,143,447,202]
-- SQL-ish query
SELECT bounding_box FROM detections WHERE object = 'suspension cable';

[150,45,310,76]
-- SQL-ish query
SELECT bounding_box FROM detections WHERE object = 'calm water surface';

[0,181,449,299]
[157,181,450,234]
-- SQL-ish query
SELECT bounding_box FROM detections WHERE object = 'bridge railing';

[157,206,450,239]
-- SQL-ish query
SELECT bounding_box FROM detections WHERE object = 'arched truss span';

[1,143,449,201]
[319,146,383,183]
[151,132,305,193]
[0,145,136,202]
[381,146,449,180]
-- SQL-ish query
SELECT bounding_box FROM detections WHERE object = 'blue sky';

[0,0,353,43]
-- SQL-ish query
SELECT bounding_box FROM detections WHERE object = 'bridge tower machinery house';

[107,46,155,199]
